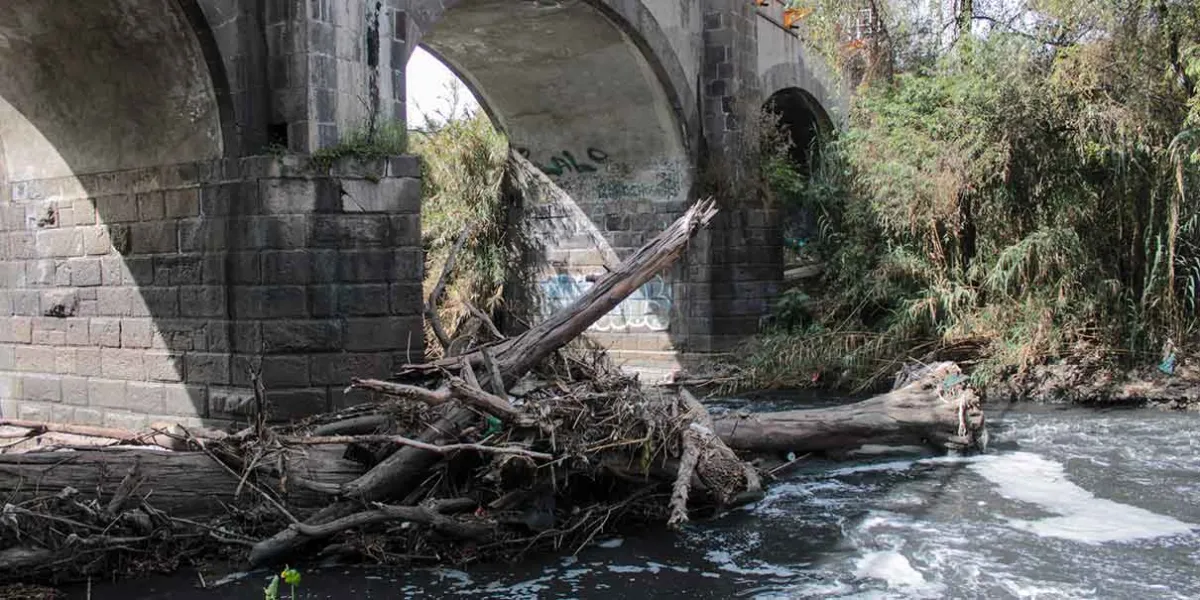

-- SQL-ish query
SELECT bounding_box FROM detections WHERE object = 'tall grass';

[412,113,534,355]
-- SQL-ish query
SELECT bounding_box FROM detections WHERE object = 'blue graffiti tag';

[539,273,671,332]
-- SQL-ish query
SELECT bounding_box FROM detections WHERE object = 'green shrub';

[738,2,1200,391]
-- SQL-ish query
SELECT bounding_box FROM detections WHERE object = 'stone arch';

[405,0,695,210]
[176,0,241,158]
[406,0,699,157]
[0,0,232,426]
[763,86,833,174]
[762,85,834,260]
[0,0,227,179]
[404,0,700,378]
[758,30,847,131]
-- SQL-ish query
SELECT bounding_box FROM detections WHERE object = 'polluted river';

[75,396,1200,599]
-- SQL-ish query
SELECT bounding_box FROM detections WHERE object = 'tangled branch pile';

[0,199,986,587]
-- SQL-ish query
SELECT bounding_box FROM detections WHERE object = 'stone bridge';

[0,0,841,428]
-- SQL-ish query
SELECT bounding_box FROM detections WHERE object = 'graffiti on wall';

[540,273,671,332]
[516,147,609,177]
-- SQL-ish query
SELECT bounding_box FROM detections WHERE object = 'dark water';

[75,402,1200,599]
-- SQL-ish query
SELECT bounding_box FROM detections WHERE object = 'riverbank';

[987,356,1200,410]
[689,337,1200,411]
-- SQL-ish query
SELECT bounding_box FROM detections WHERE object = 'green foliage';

[264,566,301,600]
[280,567,301,586]
[740,0,1200,391]
[263,575,279,600]
[311,119,408,170]
[414,112,534,351]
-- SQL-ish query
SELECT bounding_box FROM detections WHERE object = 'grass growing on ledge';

[310,119,408,171]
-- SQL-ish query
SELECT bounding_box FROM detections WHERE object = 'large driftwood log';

[713,362,986,455]
[0,447,364,516]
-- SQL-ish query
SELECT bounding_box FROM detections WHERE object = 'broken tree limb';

[713,362,987,455]
[331,407,479,502]
[280,434,552,461]
[489,198,717,386]
[427,225,471,353]
[311,415,392,437]
[0,419,144,443]
[668,424,702,529]
[409,197,719,386]
[348,377,520,422]
[447,378,521,422]
[677,389,762,510]
[465,300,505,340]
[246,498,485,567]
[349,379,452,404]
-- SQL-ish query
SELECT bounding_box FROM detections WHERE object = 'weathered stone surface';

[232,286,307,319]
[184,352,231,384]
[265,388,329,418]
[262,320,342,353]
[344,317,422,352]
[309,352,389,385]
[261,355,310,387]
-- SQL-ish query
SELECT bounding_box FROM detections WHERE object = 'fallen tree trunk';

[0,446,364,517]
[714,362,986,455]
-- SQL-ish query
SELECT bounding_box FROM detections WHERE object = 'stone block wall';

[688,0,781,353]
[0,155,423,428]
[197,0,407,154]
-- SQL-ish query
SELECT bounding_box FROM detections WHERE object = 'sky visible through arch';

[406,46,479,131]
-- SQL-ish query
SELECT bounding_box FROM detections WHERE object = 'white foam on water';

[432,568,473,586]
[827,460,918,477]
[704,549,796,578]
[847,444,932,457]
[560,568,591,581]
[595,537,624,549]
[970,451,1196,543]
[853,551,925,587]
[207,570,251,587]
[606,564,661,574]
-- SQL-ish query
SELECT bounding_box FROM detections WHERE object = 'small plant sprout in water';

[264,566,302,600]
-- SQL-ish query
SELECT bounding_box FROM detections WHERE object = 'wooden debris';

[0,201,987,586]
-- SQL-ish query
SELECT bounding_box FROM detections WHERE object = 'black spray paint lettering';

[516,147,609,176]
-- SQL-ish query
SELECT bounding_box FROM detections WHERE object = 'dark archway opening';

[763,88,833,271]
[764,87,831,176]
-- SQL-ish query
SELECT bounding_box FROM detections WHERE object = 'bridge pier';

[680,0,782,355]
[0,157,423,428]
